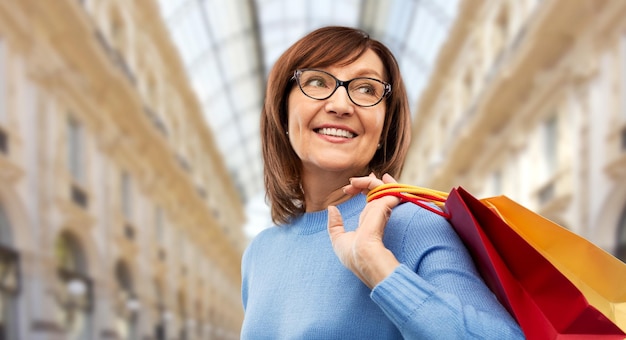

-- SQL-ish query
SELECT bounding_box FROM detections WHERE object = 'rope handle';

[366,183,451,219]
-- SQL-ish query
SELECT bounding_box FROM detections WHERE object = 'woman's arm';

[327,173,402,288]
[327,173,524,339]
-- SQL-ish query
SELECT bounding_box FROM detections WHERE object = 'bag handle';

[367,183,451,218]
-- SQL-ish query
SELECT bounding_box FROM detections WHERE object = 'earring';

[286,131,289,135]
[377,143,382,149]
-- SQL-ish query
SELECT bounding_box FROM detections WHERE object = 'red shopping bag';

[368,185,625,339]
[482,195,626,332]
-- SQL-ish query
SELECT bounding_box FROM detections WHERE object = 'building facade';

[402,0,626,262]
[0,0,246,339]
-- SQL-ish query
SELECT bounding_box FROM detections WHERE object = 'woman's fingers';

[327,205,358,271]
[327,205,346,243]
[327,190,402,289]
[343,173,378,195]
[381,173,397,184]
[343,173,398,196]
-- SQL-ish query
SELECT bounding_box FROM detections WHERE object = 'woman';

[241,26,524,339]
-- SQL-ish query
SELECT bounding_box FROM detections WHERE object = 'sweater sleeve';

[370,206,525,340]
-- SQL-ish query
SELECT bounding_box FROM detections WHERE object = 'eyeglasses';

[292,69,391,107]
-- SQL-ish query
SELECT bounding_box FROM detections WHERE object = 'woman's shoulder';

[249,223,283,242]
[242,225,281,258]
[386,201,459,246]
[390,201,449,228]
[385,201,467,265]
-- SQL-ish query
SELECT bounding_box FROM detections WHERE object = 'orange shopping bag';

[367,184,626,339]
[482,195,626,333]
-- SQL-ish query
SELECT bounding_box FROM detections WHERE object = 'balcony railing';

[158,248,166,262]
[538,182,555,205]
[604,124,626,179]
[196,186,207,200]
[57,268,93,311]
[176,154,192,173]
[0,128,7,155]
[124,223,135,241]
[0,245,20,294]
[94,29,136,85]
[535,170,573,214]
[144,106,168,137]
[70,184,88,209]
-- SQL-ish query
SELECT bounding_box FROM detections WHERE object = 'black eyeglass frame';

[292,69,392,107]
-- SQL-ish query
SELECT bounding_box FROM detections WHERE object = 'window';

[155,207,167,261]
[121,172,132,219]
[492,170,502,196]
[0,36,6,125]
[121,172,134,240]
[622,33,626,121]
[463,72,474,107]
[176,232,183,260]
[177,290,187,339]
[0,205,18,340]
[67,117,88,208]
[67,117,84,184]
[55,232,92,339]
[55,232,84,273]
[155,207,164,245]
[493,7,509,61]
[0,204,10,246]
[108,11,135,84]
[195,300,203,336]
[617,205,626,263]
[543,115,558,176]
[617,32,626,150]
[619,33,626,157]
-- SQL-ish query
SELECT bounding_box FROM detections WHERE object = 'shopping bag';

[367,184,626,339]
[482,195,626,332]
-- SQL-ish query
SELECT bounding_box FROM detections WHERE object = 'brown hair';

[261,26,411,224]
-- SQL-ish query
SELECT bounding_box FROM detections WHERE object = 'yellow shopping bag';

[369,184,626,331]
[482,196,626,333]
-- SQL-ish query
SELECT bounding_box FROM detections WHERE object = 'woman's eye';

[358,86,373,94]
[355,83,377,96]
[306,78,326,87]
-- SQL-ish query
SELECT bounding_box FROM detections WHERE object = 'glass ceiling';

[156,0,460,237]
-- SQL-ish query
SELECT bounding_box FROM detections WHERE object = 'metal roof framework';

[157,0,460,236]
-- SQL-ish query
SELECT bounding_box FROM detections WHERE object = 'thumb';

[327,205,345,243]
[381,173,398,184]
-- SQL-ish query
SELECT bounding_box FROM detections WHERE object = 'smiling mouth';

[315,127,356,138]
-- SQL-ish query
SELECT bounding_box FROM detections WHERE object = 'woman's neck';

[300,169,367,212]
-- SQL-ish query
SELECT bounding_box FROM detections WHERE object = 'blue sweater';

[241,194,524,339]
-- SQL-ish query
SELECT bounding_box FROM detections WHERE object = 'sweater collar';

[289,194,366,235]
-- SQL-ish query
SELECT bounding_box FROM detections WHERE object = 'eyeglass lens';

[296,70,388,107]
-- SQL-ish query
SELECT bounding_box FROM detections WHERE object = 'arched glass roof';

[157,0,460,237]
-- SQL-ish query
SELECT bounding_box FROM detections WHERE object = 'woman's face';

[287,49,387,178]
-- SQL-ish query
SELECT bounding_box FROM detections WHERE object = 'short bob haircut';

[261,26,412,225]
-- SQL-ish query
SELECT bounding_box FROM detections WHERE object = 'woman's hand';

[327,173,402,289]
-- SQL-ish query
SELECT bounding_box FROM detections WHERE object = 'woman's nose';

[324,86,355,116]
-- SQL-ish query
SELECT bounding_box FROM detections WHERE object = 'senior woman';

[241,26,524,340]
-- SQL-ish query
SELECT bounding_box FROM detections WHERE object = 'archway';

[592,184,626,253]
[616,205,626,263]
[114,259,139,339]
[54,231,92,339]
[177,289,189,340]
[153,279,166,340]
[0,204,19,339]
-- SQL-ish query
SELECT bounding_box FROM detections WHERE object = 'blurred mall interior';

[0,0,625,339]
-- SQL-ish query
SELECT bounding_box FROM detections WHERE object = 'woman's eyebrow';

[343,68,384,80]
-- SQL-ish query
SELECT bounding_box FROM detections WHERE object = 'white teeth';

[317,128,355,138]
